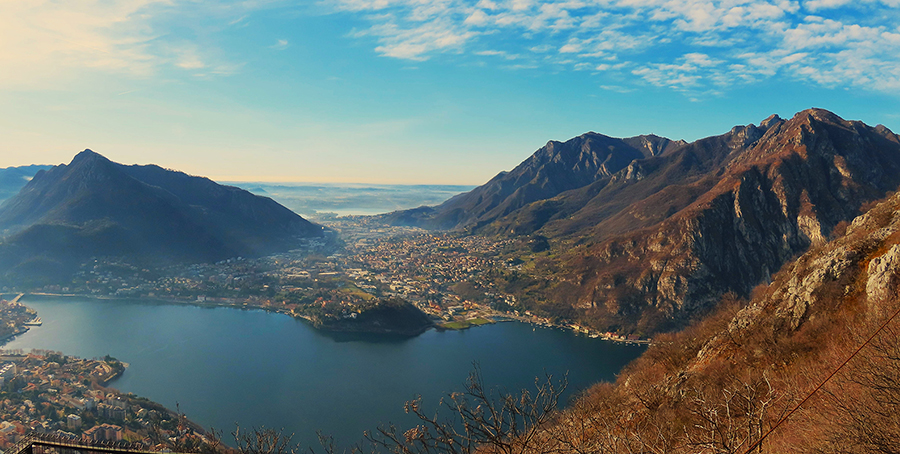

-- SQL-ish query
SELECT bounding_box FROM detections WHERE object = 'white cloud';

[465,9,490,25]
[684,52,721,67]
[364,20,476,60]
[803,0,854,11]
[326,0,900,96]
[476,49,520,59]
[559,42,583,53]
[175,48,207,69]
[0,0,163,87]
[599,84,635,93]
[0,0,264,89]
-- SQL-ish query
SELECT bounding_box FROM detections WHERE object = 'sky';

[0,0,898,184]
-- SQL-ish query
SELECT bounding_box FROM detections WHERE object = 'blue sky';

[1,0,898,184]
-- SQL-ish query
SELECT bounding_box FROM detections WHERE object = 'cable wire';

[743,300,900,454]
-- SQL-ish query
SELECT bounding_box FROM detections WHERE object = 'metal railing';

[5,433,180,454]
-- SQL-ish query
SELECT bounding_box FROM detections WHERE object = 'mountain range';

[0,165,52,204]
[465,170,900,453]
[383,108,900,334]
[0,150,322,283]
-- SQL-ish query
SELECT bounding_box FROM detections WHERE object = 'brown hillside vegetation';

[386,109,900,337]
[366,190,900,454]
[524,109,900,335]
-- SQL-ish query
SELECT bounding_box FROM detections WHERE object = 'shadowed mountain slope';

[386,109,900,335]
[0,150,322,282]
[381,133,684,230]
[0,165,53,204]
[541,109,900,333]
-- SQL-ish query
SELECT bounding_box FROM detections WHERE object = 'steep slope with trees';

[0,150,322,283]
[403,109,900,335]
[370,189,900,454]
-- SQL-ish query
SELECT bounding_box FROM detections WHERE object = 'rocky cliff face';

[532,164,900,454]
[535,109,900,333]
[690,185,900,377]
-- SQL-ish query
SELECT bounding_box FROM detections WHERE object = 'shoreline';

[8,292,651,345]
[0,326,30,345]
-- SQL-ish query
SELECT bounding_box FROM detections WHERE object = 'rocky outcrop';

[380,109,899,335]
[551,109,900,333]
[693,189,900,368]
[866,244,900,305]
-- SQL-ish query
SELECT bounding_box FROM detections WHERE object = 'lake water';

[3,295,644,449]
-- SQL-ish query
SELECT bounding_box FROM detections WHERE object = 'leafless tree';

[684,371,786,454]
[233,426,300,454]
[366,365,566,454]
[543,384,664,454]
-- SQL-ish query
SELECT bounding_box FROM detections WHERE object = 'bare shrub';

[366,365,566,454]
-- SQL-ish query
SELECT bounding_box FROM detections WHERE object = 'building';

[66,414,82,430]
[83,424,123,442]
[0,362,16,387]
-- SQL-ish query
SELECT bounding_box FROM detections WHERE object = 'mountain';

[455,188,900,454]
[388,109,900,334]
[617,187,900,451]
[560,109,900,333]
[0,164,53,204]
[0,150,322,282]
[380,133,684,230]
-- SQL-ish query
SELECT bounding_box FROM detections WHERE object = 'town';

[0,297,40,343]
[0,349,212,452]
[2,217,649,343]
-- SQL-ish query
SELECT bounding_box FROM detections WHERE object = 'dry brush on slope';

[367,189,900,454]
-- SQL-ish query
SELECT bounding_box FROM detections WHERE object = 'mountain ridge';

[0,150,322,283]
[383,108,900,335]
[379,132,685,231]
[494,186,900,453]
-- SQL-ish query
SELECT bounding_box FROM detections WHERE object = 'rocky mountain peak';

[381,108,900,335]
[760,114,783,129]
[622,134,684,157]
[71,148,103,162]
[66,149,119,173]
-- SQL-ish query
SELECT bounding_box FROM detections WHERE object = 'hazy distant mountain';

[0,165,53,204]
[388,109,900,334]
[0,150,322,282]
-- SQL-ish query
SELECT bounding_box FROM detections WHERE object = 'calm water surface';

[4,296,644,448]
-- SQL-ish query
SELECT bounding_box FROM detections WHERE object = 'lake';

[3,295,645,449]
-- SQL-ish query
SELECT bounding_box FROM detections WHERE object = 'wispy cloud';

[0,0,163,87]
[476,49,520,59]
[326,0,900,95]
[4,0,898,96]
[0,0,266,89]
